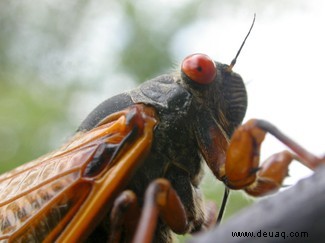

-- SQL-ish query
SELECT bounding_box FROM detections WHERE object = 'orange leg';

[108,191,140,243]
[224,119,324,196]
[108,179,217,243]
[132,179,188,243]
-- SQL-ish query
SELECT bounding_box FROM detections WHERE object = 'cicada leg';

[108,179,218,243]
[107,191,140,243]
[131,179,188,243]
[223,119,325,196]
[106,179,187,243]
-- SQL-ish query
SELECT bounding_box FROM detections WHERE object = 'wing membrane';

[0,105,157,242]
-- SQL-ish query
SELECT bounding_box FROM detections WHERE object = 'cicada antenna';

[228,14,256,72]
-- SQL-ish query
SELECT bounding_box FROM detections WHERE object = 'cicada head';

[180,53,247,138]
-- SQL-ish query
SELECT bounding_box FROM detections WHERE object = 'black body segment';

[77,59,247,241]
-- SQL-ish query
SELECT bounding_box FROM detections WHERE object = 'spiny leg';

[224,119,324,196]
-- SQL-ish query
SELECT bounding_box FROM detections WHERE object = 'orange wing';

[0,105,157,242]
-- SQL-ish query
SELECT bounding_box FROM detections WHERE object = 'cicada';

[1,19,323,242]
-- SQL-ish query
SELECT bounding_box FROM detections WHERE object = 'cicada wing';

[0,105,157,242]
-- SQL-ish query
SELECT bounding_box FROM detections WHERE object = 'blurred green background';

[1,0,324,241]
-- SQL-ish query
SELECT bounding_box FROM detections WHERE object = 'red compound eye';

[181,53,217,85]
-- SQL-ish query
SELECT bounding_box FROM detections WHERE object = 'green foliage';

[0,73,74,172]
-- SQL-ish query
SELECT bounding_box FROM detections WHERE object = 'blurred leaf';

[0,72,74,172]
